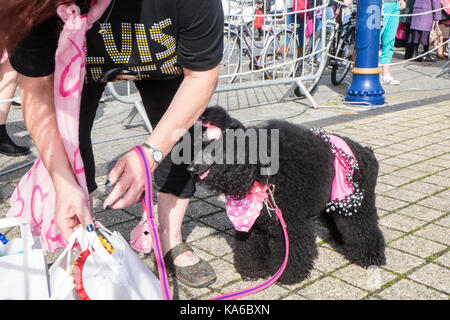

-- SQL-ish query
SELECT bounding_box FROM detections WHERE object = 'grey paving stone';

[377,174,412,187]
[413,223,450,245]
[437,169,450,179]
[299,277,367,300]
[420,174,449,187]
[198,211,232,232]
[218,279,290,300]
[391,168,430,180]
[379,213,426,233]
[379,279,448,300]
[182,220,220,243]
[207,258,242,290]
[383,248,425,274]
[185,200,224,219]
[191,233,235,257]
[435,215,450,228]
[383,187,427,203]
[401,181,446,196]
[313,247,348,273]
[333,264,397,292]
[282,293,308,300]
[379,226,405,242]
[375,196,409,212]
[279,269,324,291]
[381,156,419,168]
[94,209,136,227]
[395,205,444,222]
[389,235,447,259]
[408,263,450,293]
[435,252,450,267]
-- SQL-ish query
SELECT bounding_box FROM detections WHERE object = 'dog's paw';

[345,246,386,268]
[242,275,260,282]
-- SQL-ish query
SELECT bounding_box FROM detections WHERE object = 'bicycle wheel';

[221,30,242,84]
[262,29,297,80]
[330,30,354,86]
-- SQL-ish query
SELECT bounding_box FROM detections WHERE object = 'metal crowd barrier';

[218,0,336,108]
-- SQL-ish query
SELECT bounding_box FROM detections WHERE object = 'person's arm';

[20,74,93,241]
[103,0,223,210]
[103,65,219,209]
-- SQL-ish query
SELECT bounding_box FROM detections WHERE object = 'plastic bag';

[0,218,50,300]
[49,223,162,300]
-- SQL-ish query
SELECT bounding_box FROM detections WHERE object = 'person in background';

[438,0,450,58]
[402,0,416,58]
[406,0,442,61]
[0,53,30,156]
[379,0,407,85]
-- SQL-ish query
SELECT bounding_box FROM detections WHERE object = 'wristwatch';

[142,143,163,164]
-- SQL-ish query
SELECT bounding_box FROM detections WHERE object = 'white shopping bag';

[49,223,162,300]
[0,217,50,300]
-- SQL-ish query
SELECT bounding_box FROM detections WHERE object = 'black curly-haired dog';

[187,106,386,284]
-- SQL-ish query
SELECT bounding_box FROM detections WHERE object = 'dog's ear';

[200,105,244,131]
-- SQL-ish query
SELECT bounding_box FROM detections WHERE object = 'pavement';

[0,47,449,300]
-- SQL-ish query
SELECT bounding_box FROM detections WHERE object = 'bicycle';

[328,5,356,86]
[220,9,298,84]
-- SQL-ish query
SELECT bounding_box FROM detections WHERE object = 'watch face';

[153,150,163,162]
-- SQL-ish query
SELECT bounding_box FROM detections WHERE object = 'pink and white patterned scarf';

[7,0,111,252]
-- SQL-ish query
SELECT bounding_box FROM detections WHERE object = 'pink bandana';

[6,0,112,252]
[225,182,269,232]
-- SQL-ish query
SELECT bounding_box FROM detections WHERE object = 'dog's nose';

[186,164,196,173]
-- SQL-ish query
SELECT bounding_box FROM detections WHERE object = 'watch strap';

[142,143,162,164]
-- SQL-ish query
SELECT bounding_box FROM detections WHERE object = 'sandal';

[164,242,216,288]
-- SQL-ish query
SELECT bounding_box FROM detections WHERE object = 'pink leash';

[133,145,289,300]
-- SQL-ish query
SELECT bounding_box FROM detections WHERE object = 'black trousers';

[79,76,196,198]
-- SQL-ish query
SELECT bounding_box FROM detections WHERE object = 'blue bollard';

[345,0,385,106]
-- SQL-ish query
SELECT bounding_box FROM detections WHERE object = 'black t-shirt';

[10,0,224,82]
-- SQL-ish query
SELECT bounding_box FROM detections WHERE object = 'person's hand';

[103,149,157,210]
[400,0,407,10]
[54,180,93,243]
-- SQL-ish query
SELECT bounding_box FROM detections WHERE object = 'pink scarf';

[7,0,111,252]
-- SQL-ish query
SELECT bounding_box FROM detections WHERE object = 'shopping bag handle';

[0,217,34,253]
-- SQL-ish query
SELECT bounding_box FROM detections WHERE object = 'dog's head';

[187,106,261,199]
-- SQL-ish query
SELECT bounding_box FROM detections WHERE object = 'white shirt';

[286,0,294,9]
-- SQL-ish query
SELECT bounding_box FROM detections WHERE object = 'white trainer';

[380,73,400,85]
